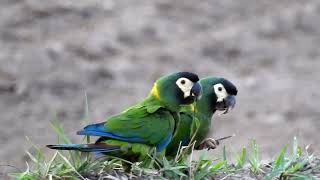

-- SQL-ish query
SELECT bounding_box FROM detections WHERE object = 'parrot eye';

[213,83,228,102]
[176,77,194,98]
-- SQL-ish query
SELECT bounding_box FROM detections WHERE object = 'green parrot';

[165,76,237,158]
[47,72,202,157]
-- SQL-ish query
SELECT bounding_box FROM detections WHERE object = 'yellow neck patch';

[190,104,198,113]
[151,83,161,100]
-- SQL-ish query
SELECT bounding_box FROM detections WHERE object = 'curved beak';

[225,95,236,109]
[215,95,236,114]
[191,82,202,100]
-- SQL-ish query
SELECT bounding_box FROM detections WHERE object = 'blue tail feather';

[77,123,145,143]
[46,144,120,153]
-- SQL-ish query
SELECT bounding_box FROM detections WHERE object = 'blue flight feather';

[77,123,146,144]
[156,134,173,152]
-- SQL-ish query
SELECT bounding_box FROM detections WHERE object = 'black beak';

[191,82,202,100]
[215,95,236,114]
[225,95,236,109]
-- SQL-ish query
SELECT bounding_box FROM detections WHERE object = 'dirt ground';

[0,0,319,173]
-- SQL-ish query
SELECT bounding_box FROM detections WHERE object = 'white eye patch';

[213,83,228,102]
[176,77,194,98]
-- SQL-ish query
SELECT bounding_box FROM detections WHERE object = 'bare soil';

[0,0,320,175]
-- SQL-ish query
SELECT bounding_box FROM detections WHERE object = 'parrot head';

[200,77,237,114]
[151,72,202,111]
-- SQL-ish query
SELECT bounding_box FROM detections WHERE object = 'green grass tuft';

[11,123,320,180]
[265,137,315,180]
[249,139,263,174]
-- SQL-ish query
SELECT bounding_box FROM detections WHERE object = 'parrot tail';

[46,143,120,153]
[77,123,146,143]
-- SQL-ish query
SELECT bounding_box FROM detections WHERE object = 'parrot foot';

[198,138,220,150]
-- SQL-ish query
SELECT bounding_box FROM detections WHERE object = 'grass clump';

[10,121,105,180]
[265,137,316,180]
[9,120,320,180]
[249,139,263,174]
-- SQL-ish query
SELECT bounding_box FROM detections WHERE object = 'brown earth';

[0,0,319,175]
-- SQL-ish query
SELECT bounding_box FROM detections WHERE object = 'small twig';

[189,142,196,179]
[220,173,234,180]
[215,134,236,142]
[174,142,183,163]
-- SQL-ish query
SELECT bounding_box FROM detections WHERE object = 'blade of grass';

[51,120,81,168]
[236,147,247,169]
[45,151,58,177]
[84,91,91,144]
[275,146,287,169]
[51,118,72,145]
[223,145,228,169]
[83,91,91,163]
[57,151,86,180]
[249,139,262,174]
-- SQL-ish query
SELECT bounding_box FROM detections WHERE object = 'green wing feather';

[104,96,176,146]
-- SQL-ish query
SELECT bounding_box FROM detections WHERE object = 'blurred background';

[0,0,319,172]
